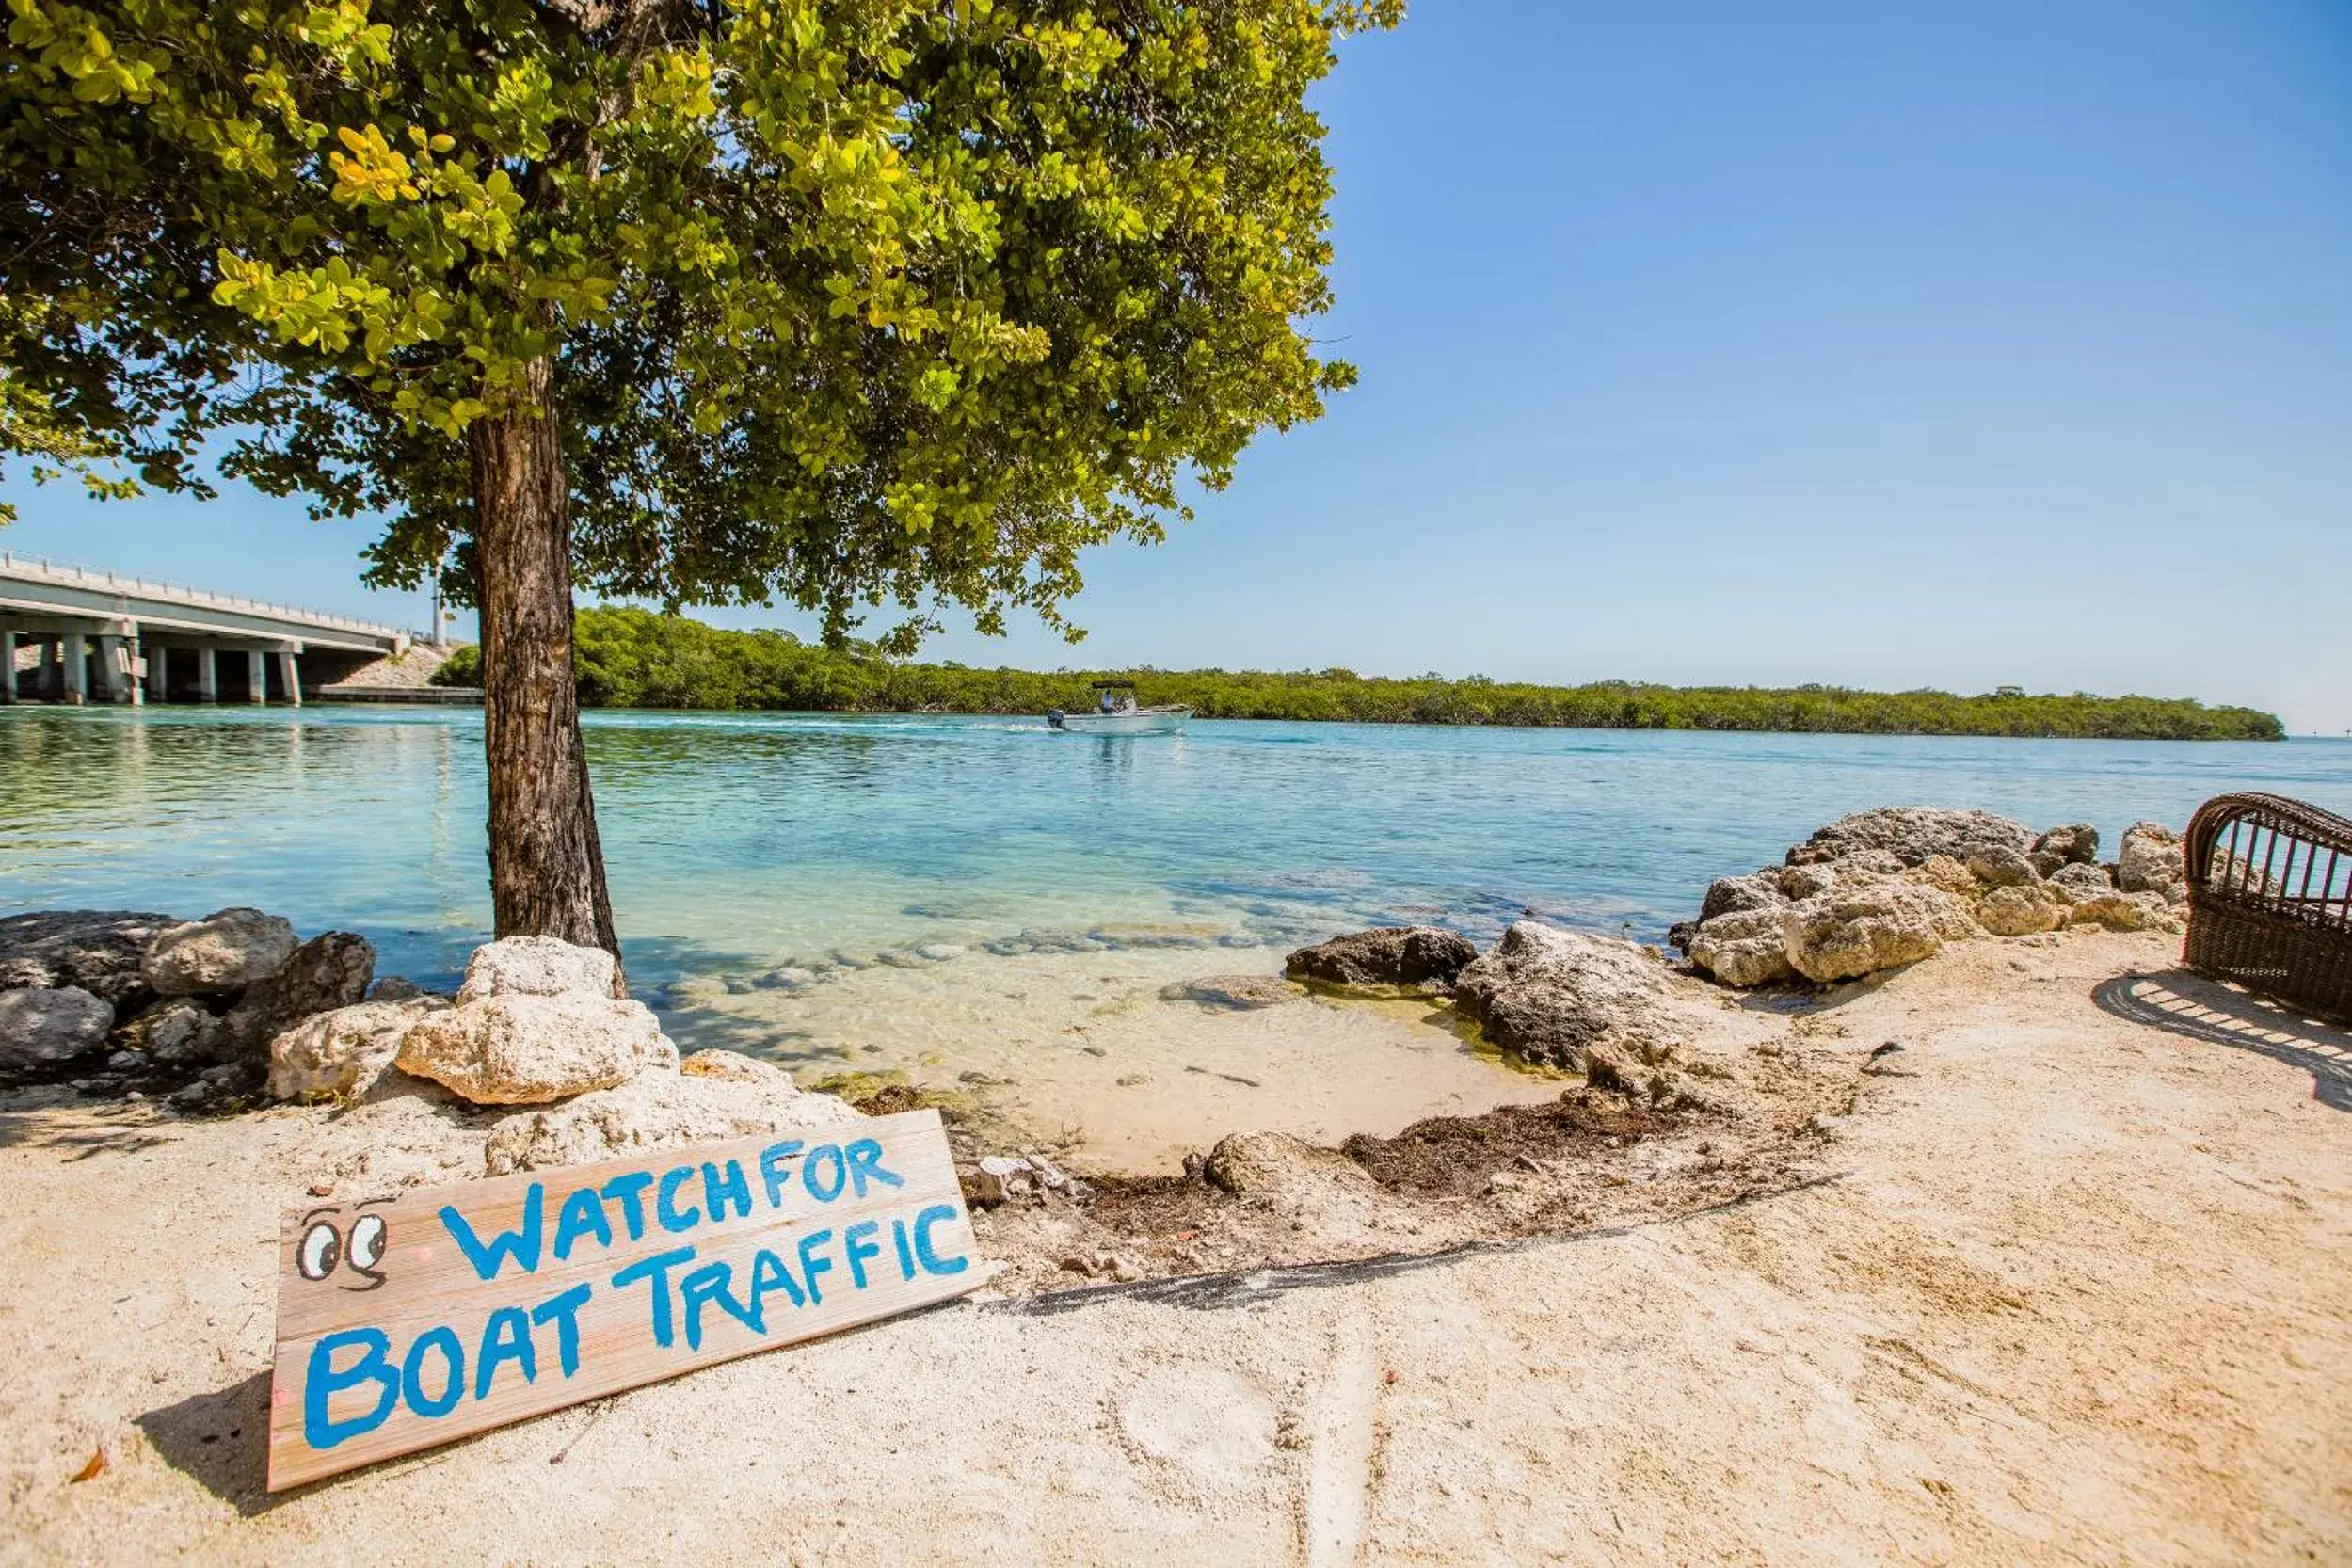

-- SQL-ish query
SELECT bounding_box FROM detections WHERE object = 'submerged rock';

[1284,926,1478,991]
[1784,808,2033,870]
[1160,974,1304,1011]
[482,1063,860,1176]
[222,931,376,1057]
[141,907,298,997]
[0,986,114,1069]
[396,992,676,1105]
[1452,921,1674,1068]
[268,995,448,1102]
[0,910,176,1011]
[456,935,618,1002]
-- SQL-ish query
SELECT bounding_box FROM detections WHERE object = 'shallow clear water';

[6,706,2350,998]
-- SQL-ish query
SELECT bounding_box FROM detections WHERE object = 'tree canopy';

[4,0,1396,643]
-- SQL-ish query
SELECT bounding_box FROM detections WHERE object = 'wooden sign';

[267,1109,984,1489]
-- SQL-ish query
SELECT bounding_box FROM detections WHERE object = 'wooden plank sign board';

[267,1109,983,1489]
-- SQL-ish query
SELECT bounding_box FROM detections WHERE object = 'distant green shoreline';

[430,608,2284,742]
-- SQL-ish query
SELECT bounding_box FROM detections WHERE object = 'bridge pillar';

[0,617,14,704]
[97,634,129,704]
[278,649,301,709]
[61,631,86,705]
[247,648,268,705]
[142,638,165,704]
[196,646,218,704]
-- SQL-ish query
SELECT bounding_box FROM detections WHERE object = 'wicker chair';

[2184,792,2352,1022]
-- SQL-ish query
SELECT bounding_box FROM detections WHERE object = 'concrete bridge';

[0,552,427,706]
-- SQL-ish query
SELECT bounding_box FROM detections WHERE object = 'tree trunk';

[470,356,625,991]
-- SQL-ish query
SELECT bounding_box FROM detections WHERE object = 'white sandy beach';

[2,929,2345,1565]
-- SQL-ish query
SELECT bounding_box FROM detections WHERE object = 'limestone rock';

[128,1000,231,1064]
[1977,882,2068,936]
[2031,824,2100,876]
[2046,861,2117,904]
[1200,1130,1375,1199]
[678,1048,802,1087]
[221,931,376,1057]
[367,976,433,1002]
[1964,845,2040,888]
[267,996,448,1102]
[1452,921,1675,1068]
[395,992,677,1105]
[141,907,298,997]
[0,986,115,1069]
[1697,871,1785,922]
[1687,907,1795,987]
[482,1067,860,1176]
[1908,855,1979,896]
[456,935,618,1003]
[2068,890,2182,934]
[0,910,176,1011]
[1781,883,1973,984]
[1785,808,2033,870]
[1284,926,1478,992]
[2115,822,2185,901]
[1778,849,1906,903]
[1159,974,1304,1010]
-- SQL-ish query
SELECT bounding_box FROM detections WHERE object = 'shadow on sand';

[2093,969,2352,1112]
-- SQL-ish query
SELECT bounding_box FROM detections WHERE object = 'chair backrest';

[2184,792,2352,1022]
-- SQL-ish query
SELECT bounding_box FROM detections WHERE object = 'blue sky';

[6,1,2348,730]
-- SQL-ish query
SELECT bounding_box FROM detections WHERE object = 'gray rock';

[1687,907,1796,987]
[0,986,115,1069]
[0,910,177,1010]
[220,931,376,1058]
[1781,883,1975,984]
[1784,808,2033,870]
[396,991,677,1105]
[2115,822,2185,900]
[367,976,432,1002]
[481,1067,859,1176]
[130,1000,231,1064]
[1159,974,1304,1010]
[141,907,298,997]
[1284,926,1478,991]
[267,996,448,1102]
[1452,921,1675,1069]
[2030,824,2100,876]
[1963,845,2040,888]
[456,935,619,1003]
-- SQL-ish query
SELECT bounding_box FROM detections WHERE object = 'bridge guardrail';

[0,550,429,644]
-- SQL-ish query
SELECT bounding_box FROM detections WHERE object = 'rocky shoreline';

[0,802,2222,1284]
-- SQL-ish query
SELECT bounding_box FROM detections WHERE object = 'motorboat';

[1048,680,1192,736]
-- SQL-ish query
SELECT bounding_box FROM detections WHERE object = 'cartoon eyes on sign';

[296,1198,397,1291]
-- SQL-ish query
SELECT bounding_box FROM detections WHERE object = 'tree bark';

[470,355,625,990]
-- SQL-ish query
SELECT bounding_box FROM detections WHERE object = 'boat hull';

[1047,707,1192,736]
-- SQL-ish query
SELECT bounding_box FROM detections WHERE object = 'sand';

[2,929,2348,1564]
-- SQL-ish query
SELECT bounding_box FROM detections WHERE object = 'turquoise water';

[6,706,2350,1003]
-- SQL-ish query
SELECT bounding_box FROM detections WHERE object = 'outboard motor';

[1047,709,1065,730]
